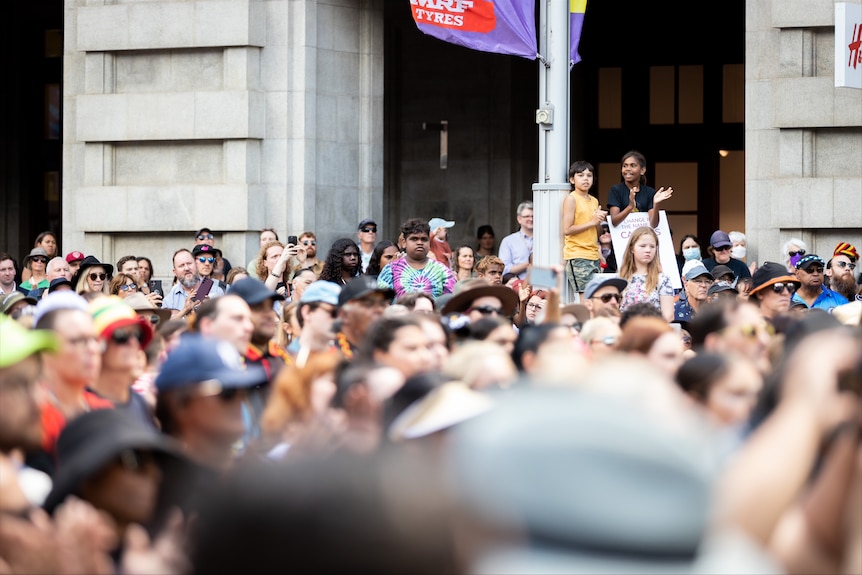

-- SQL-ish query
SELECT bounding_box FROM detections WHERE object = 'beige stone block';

[127,93,197,140]
[834,89,862,125]
[261,139,289,184]
[815,131,862,177]
[195,0,264,48]
[194,91,265,139]
[770,0,835,28]
[129,3,195,50]
[224,140,262,184]
[224,48,261,91]
[115,50,225,94]
[832,178,862,227]
[76,94,128,141]
[260,45,288,91]
[114,141,224,185]
[773,78,834,127]
[265,92,289,139]
[77,5,129,51]
[265,1,289,47]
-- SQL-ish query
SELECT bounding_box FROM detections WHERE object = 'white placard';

[835,3,862,89]
[607,211,682,290]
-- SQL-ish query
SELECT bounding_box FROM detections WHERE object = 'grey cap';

[584,274,628,300]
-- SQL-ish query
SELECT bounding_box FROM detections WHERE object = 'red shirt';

[40,390,114,454]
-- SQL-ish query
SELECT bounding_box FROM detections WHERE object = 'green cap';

[0,315,59,368]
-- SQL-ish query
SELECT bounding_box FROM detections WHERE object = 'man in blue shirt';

[791,254,848,312]
[673,263,714,323]
[164,248,225,319]
[498,201,534,280]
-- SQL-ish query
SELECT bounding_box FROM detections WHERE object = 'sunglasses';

[734,323,776,338]
[120,283,138,292]
[197,233,215,240]
[788,249,806,257]
[115,449,156,473]
[592,335,617,346]
[301,240,317,246]
[89,272,107,281]
[591,293,622,303]
[360,227,377,233]
[469,305,504,316]
[713,245,731,252]
[835,261,856,270]
[770,282,798,294]
[196,379,244,402]
[30,256,49,263]
[198,257,215,264]
[801,267,824,274]
[111,327,143,345]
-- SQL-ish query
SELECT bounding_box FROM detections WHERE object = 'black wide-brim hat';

[71,255,114,287]
[441,284,520,316]
[43,408,188,514]
[749,261,800,295]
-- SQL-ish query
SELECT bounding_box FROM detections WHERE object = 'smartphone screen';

[287,235,299,246]
[148,279,163,295]
[529,266,558,289]
[194,277,214,301]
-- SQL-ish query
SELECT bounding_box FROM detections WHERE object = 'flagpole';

[533,0,572,301]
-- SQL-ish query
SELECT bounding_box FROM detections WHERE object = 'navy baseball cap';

[155,334,267,392]
[229,277,284,305]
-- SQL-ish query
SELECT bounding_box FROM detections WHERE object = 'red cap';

[65,251,85,263]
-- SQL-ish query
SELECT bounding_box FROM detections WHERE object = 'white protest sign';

[607,211,682,290]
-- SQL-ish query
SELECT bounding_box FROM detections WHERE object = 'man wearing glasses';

[791,254,848,312]
[582,275,628,322]
[297,231,325,278]
[164,248,225,319]
[194,227,233,280]
[702,230,751,282]
[356,219,378,273]
[87,295,157,428]
[193,244,227,291]
[825,243,858,302]
[673,264,714,322]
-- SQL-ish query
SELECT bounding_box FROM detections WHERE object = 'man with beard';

[296,231,325,278]
[227,277,290,442]
[826,243,858,301]
[791,254,848,312]
[164,248,225,319]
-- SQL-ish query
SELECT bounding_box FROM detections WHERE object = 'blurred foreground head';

[443,379,779,574]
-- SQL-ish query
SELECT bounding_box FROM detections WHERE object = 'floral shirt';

[377,258,455,298]
[620,272,673,313]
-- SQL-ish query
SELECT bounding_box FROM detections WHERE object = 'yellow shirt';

[563,191,600,260]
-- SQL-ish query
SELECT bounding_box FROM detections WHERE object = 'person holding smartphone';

[164,248,225,319]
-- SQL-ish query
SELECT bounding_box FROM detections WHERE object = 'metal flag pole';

[532,0,573,302]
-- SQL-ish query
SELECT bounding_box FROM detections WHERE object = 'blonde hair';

[619,226,661,294]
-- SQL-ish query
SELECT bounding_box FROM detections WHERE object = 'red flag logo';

[410,0,496,33]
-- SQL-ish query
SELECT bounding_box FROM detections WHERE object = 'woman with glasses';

[521,289,548,326]
[781,237,808,273]
[748,262,802,324]
[20,231,59,285]
[20,248,51,292]
[72,256,113,295]
[109,272,140,299]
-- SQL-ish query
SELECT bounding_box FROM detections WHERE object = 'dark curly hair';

[319,238,362,284]
[365,240,396,277]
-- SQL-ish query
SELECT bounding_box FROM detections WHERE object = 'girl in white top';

[618,226,674,322]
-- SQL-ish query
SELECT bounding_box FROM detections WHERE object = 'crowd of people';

[1,158,861,573]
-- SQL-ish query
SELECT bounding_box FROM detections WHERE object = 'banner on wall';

[607,211,682,291]
[835,3,862,88]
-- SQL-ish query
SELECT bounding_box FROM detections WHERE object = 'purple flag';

[410,0,537,60]
[570,0,586,66]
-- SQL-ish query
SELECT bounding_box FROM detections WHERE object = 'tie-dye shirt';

[377,258,455,298]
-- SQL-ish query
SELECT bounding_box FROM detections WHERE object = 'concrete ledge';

[75,184,255,232]
[77,0,265,52]
[770,0,835,28]
[772,77,862,127]
[76,91,265,141]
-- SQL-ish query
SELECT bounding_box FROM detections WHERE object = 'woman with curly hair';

[364,240,399,277]
[318,238,362,286]
[108,272,140,299]
[258,240,299,299]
